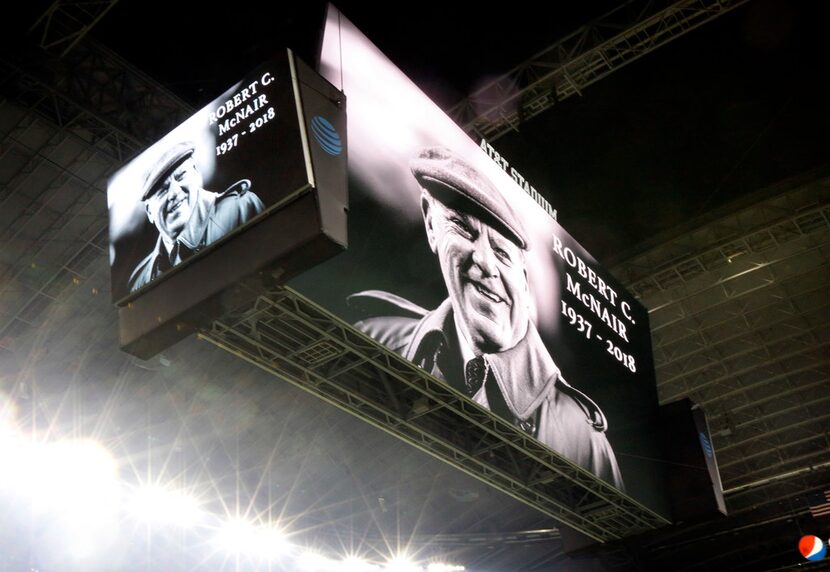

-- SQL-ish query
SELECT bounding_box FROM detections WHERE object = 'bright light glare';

[27,440,120,520]
[0,393,17,436]
[0,436,22,492]
[384,556,420,572]
[128,485,202,527]
[427,564,465,572]
[341,555,379,571]
[69,532,100,559]
[216,518,258,553]
[6,439,122,560]
[255,526,292,559]
[215,519,291,559]
[297,550,335,570]
[0,398,24,492]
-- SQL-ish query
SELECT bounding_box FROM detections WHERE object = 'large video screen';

[289,7,668,515]
[108,54,308,304]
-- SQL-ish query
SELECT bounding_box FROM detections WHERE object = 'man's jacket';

[129,181,264,292]
[351,290,624,489]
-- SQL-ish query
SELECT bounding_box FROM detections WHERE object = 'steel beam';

[449,0,750,141]
[200,286,669,542]
[31,0,121,58]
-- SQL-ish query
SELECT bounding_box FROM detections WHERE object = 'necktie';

[169,242,194,267]
[169,242,180,266]
[464,356,488,397]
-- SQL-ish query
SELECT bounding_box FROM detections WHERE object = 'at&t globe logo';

[310,115,342,156]
[799,535,827,561]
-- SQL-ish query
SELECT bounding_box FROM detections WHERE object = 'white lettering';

[215,94,269,135]
[566,273,582,298]
[563,247,577,268]
[479,137,556,220]
[621,301,633,321]
[552,234,619,307]
[208,77,268,125]
[565,272,629,342]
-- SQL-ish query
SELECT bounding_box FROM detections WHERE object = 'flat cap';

[141,141,196,200]
[410,146,528,250]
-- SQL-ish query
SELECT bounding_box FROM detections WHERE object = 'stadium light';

[384,555,420,572]
[26,439,120,517]
[215,518,259,553]
[20,439,121,560]
[297,549,336,570]
[253,525,292,559]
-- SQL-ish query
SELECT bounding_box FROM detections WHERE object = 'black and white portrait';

[108,56,308,302]
[127,140,264,292]
[348,146,624,488]
[290,8,672,509]
[108,134,266,298]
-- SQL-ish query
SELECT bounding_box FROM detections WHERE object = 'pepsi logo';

[310,116,342,156]
[799,535,827,561]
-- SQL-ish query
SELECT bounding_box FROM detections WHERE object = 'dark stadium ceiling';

[1,1,829,571]
[85,0,830,263]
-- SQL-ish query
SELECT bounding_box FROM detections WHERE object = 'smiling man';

[350,146,623,488]
[128,141,265,292]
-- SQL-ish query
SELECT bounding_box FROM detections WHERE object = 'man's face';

[423,193,531,354]
[144,157,202,240]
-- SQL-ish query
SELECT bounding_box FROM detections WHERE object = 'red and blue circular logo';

[799,535,827,561]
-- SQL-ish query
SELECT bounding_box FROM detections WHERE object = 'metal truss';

[1,5,692,543]
[611,174,830,291]
[200,287,669,543]
[610,175,830,505]
[325,528,561,550]
[0,55,141,164]
[0,100,112,352]
[448,0,749,141]
[0,6,193,349]
[1,38,192,165]
[30,0,121,58]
